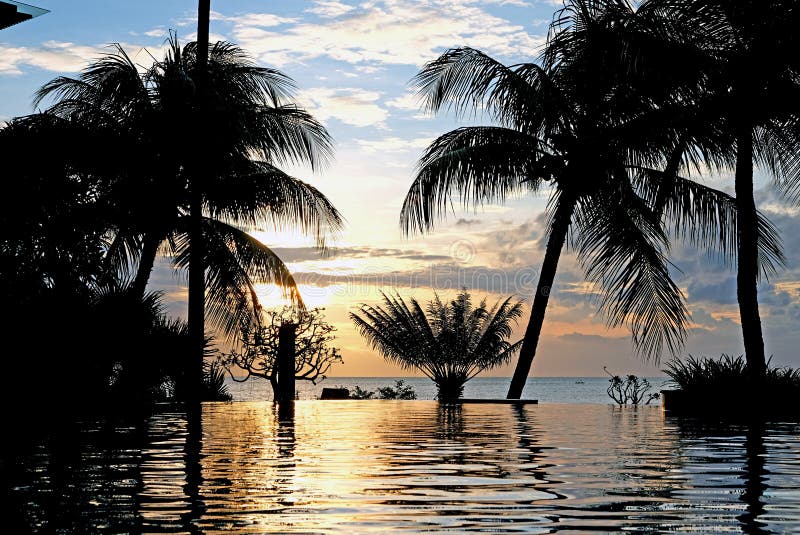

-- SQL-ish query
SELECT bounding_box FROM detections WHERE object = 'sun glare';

[255,283,347,310]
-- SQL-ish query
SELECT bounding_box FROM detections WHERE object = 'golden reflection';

[138,411,195,531]
[8,403,800,532]
[129,402,800,533]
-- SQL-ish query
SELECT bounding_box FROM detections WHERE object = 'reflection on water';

[3,402,800,533]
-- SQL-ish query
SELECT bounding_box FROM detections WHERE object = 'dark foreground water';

[3,402,799,533]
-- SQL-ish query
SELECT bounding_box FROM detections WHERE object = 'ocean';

[225,376,671,404]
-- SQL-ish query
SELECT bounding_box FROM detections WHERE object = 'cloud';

[686,276,738,305]
[180,11,297,28]
[292,262,541,295]
[224,0,545,67]
[455,218,482,227]
[354,64,384,74]
[478,218,542,266]
[227,13,298,27]
[774,281,800,302]
[143,28,168,38]
[354,135,432,153]
[270,245,451,263]
[386,91,427,119]
[0,41,104,75]
[560,281,603,295]
[0,40,166,77]
[306,1,356,18]
[298,87,388,127]
[485,0,532,5]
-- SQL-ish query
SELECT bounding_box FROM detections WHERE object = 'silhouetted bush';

[663,355,800,417]
[377,380,417,400]
[665,355,800,394]
[349,386,375,399]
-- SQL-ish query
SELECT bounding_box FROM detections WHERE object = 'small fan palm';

[351,290,523,401]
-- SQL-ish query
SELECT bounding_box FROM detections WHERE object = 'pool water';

[3,401,799,533]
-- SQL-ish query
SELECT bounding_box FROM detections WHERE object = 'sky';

[3,0,800,378]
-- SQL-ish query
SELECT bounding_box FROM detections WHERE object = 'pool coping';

[455,399,539,404]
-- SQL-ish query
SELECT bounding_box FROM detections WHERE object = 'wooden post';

[277,323,297,406]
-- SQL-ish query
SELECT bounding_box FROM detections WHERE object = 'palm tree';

[351,290,523,401]
[644,0,800,379]
[34,37,343,342]
[401,0,751,399]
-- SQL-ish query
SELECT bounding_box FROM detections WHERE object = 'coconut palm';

[351,290,523,401]
[401,0,763,399]
[642,0,800,378]
[33,37,343,339]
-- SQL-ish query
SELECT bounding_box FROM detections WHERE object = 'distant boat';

[575,380,585,384]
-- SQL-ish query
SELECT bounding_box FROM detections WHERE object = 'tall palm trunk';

[507,195,575,399]
[130,233,161,298]
[187,0,210,402]
[734,127,767,379]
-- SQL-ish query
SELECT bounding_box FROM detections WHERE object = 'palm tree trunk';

[130,233,160,299]
[735,128,767,379]
[507,196,575,399]
[187,0,211,403]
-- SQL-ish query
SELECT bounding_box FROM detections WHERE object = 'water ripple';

[3,401,800,533]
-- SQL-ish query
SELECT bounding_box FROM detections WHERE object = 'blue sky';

[4,0,800,377]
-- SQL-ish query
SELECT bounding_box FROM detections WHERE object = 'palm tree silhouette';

[402,0,748,398]
[33,37,342,343]
[351,290,523,401]
[644,0,799,379]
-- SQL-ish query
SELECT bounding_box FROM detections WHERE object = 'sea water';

[226,376,671,403]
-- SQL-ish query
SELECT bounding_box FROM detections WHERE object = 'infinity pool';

[4,401,800,533]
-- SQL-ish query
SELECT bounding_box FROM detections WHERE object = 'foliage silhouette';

[349,386,376,400]
[33,36,342,340]
[402,0,780,398]
[603,367,659,405]
[641,0,799,378]
[377,380,417,400]
[665,354,800,394]
[201,361,233,401]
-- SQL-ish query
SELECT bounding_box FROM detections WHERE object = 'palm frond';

[412,46,559,132]
[173,217,301,338]
[247,105,334,170]
[35,44,150,127]
[401,126,545,234]
[186,39,297,106]
[205,159,343,248]
[632,165,785,278]
[573,184,688,361]
[101,231,143,280]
